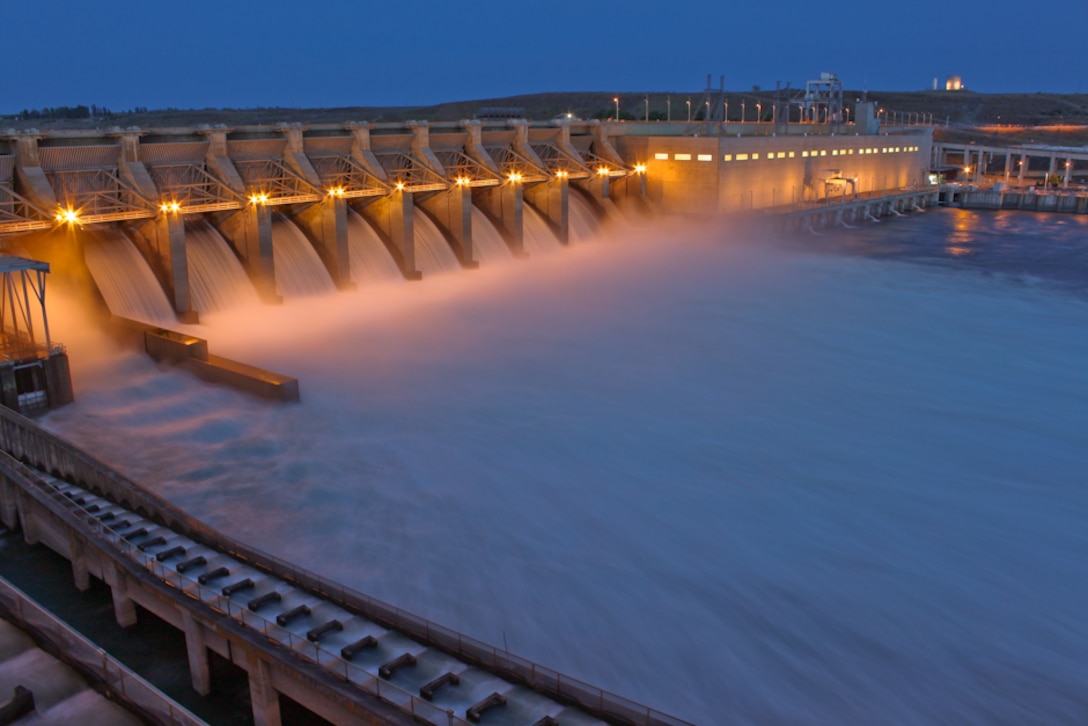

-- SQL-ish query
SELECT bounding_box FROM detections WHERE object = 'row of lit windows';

[653,146,921,163]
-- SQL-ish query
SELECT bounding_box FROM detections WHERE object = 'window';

[832,150,839,156]
[802,151,809,158]
[848,149,854,154]
[788,151,795,158]
[736,153,749,161]
[778,152,786,159]
[654,152,669,160]
[723,154,732,161]
[752,153,760,160]
[674,153,691,161]
[819,150,827,156]
[697,154,713,161]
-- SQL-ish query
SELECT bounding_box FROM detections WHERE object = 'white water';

[522,204,564,255]
[469,206,514,265]
[44,212,1088,725]
[184,220,259,313]
[346,210,403,284]
[413,209,461,276]
[568,191,600,243]
[82,229,176,325]
[270,214,337,298]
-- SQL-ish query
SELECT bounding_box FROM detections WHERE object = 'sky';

[6,0,1087,114]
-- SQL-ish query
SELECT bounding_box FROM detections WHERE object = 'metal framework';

[307,156,389,198]
[581,150,630,178]
[46,168,156,223]
[801,73,845,124]
[530,144,591,179]
[485,146,550,183]
[0,257,53,362]
[430,150,502,187]
[146,164,244,214]
[232,159,322,205]
[373,152,448,192]
[0,188,53,234]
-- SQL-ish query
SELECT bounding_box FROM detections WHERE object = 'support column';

[105,565,138,628]
[0,475,17,531]
[1004,151,1012,181]
[523,176,568,244]
[1047,155,1057,188]
[418,184,477,267]
[216,203,280,303]
[68,531,90,592]
[475,182,524,256]
[140,210,197,322]
[1063,158,1073,188]
[181,610,212,696]
[17,492,38,545]
[248,655,282,726]
[577,172,611,205]
[292,195,354,290]
[358,190,420,280]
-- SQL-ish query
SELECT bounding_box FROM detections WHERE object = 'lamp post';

[705,100,710,121]
[686,98,691,122]
[756,102,762,123]
[613,96,619,121]
[667,95,671,122]
[644,95,649,122]
[724,101,729,123]
[740,101,746,123]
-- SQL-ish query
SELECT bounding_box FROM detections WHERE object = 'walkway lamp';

[686,99,691,122]
[613,97,619,121]
[756,102,762,123]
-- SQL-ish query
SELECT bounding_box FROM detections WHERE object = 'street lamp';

[723,101,729,123]
[686,98,691,122]
[705,100,710,121]
[644,95,649,122]
[667,95,671,122]
[756,102,762,123]
[613,96,619,121]
[740,101,746,122]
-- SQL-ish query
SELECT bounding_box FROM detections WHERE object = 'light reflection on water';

[43,210,1088,725]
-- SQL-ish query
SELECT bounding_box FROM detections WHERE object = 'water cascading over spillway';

[469,207,514,265]
[413,209,461,276]
[522,205,564,255]
[568,191,601,243]
[185,220,260,313]
[346,210,403,284]
[82,228,177,325]
[270,214,337,298]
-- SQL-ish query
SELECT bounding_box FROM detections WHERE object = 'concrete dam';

[0,110,938,725]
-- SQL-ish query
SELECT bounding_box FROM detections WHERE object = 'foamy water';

[44,210,1088,725]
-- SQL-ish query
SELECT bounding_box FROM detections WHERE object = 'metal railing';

[0,406,693,726]
[0,576,207,726]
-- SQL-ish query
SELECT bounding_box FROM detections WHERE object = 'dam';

[0,102,991,725]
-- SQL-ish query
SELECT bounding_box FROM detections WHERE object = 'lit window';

[788,151,795,158]
[654,152,669,160]
[697,154,712,161]
[895,147,901,152]
[767,153,775,160]
[675,153,691,161]
[777,152,786,159]
[752,153,760,160]
[819,150,826,156]
[736,153,749,161]
[848,149,854,154]
[832,150,839,156]
[723,154,732,161]
[802,151,809,158]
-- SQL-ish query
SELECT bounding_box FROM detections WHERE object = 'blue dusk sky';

[6,0,1086,113]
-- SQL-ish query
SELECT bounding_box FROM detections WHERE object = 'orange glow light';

[395,181,405,191]
[55,207,79,224]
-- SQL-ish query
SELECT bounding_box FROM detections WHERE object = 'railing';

[0,576,206,726]
[0,406,693,726]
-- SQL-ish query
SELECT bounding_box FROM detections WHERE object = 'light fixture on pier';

[455,177,470,186]
[597,167,610,176]
[55,206,79,224]
[508,172,523,183]
[249,193,269,205]
[328,187,345,197]
[395,181,406,191]
[555,170,568,179]
[634,164,647,174]
[160,201,181,213]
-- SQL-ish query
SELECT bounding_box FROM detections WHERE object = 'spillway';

[568,191,601,243]
[81,228,176,325]
[522,205,563,255]
[413,209,461,275]
[185,220,259,313]
[469,207,514,265]
[346,210,403,284]
[270,214,337,298]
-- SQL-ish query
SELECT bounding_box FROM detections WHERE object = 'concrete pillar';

[1063,158,1073,188]
[105,565,138,628]
[1018,154,1029,185]
[1005,151,1012,181]
[278,126,323,188]
[523,176,568,244]
[216,204,280,303]
[358,190,420,279]
[292,196,354,289]
[578,172,611,205]
[345,122,390,184]
[17,492,38,545]
[0,475,17,531]
[407,122,447,175]
[181,610,212,696]
[68,531,91,592]
[10,133,59,209]
[248,656,282,726]
[418,184,477,267]
[475,182,524,256]
[139,210,197,322]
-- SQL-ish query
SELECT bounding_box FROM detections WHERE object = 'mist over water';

[44,210,1088,724]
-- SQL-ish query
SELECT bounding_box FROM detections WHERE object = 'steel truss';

[530,144,591,179]
[146,164,244,214]
[46,168,156,223]
[430,151,502,187]
[0,187,53,234]
[485,146,550,183]
[580,151,630,178]
[373,153,448,192]
[308,156,389,198]
[232,159,322,205]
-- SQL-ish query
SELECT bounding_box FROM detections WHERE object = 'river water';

[43,209,1088,725]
